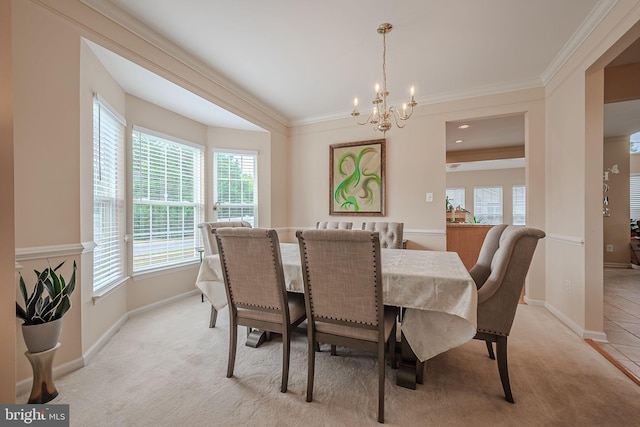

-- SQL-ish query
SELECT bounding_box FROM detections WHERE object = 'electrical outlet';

[606,244,613,252]
[564,280,572,293]
[425,192,433,203]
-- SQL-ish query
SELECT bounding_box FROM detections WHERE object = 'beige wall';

[288,89,546,257]
[603,137,631,265]
[544,1,640,338]
[13,0,84,385]
[446,167,525,225]
[1,0,16,403]
[604,63,640,103]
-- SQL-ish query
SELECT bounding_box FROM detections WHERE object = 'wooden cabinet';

[446,224,493,270]
[445,210,468,223]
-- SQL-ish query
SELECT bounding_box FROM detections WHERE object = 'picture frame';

[330,139,385,216]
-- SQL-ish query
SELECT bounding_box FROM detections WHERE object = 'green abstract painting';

[330,139,385,216]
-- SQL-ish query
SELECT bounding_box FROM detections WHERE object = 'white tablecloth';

[196,243,477,362]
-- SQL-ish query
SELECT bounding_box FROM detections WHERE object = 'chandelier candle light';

[351,23,417,134]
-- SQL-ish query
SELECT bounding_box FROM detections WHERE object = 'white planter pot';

[21,318,63,353]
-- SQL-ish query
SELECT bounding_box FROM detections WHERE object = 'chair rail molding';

[278,227,445,236]
[546,234,585,246]
[15,243,85,261]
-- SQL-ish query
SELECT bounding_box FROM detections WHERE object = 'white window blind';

[93,95,126,291]
[512,185,526,225]
[446,188,465,210]
[474,186,503,225]
[631,174,640,220]
[214,150,257,227]
[132,128,203,272]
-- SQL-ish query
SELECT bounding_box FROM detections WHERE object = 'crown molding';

[44,0,289,131]
[541,0,619,84]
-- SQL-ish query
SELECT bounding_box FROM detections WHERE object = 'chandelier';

[351,23,417,134]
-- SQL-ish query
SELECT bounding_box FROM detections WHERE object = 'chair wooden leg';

[389,323,397,369]
[209,306,218,328]
[378,341,385,423]
[416,360,425,385]
[307,334,316,402]
[330,345,337,356]
[486,340,495,360]
[227,317,237,378]
[496,335,514,403]
[281,328,290,393]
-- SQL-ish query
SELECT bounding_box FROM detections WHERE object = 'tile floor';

[602,267,640,380]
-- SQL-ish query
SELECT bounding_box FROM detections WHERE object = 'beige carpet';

[21,295,640,426]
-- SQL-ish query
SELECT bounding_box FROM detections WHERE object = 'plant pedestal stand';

[25,343,60,404]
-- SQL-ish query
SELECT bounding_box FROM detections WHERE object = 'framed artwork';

[330,139,385,216]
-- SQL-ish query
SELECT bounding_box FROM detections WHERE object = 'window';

[474,186,503,225]
[631,174,640,221]
[631,131,640,154]
[132,127,203,272]
[93,95,126,291]
[446,188,465,210]
[512,185,526,225]
[214,150,257,227]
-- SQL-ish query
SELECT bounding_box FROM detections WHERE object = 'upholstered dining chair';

[214,228,306,393]
[473,225,545,403]
[198,221,252,256]
[296,229,397,424]
[468,224,508,289]
[315,221,353,230]
[361,222,404,249]
[196,221,252,328]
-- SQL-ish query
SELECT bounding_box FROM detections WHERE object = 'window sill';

[92,276,129,304]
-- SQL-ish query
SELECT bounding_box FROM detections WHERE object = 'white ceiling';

[83,0,639,150]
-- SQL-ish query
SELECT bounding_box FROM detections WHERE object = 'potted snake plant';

[16,260,77,353]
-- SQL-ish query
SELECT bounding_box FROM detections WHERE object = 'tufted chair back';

[468,224,508,289]
[361,222,404,249]
[197,221,252,256]
[316,221,353,230]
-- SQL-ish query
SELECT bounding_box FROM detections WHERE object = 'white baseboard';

[16,290,200,396]
[604,262,632,269]
[544,301,608,342]
[83,312,130,365]
[522,295,545,306]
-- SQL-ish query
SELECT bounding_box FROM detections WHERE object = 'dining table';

[195,242,477,389]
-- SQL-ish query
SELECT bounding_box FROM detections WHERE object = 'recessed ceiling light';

[457,124,470,129]
[455,139,463,144]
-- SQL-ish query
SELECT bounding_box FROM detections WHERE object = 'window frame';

[92,94,127,292]
[512,185,526,225]
[213,149,258,227]
[131,126,204,274]
[446,187,466,210]
[631,174,640,221]
[473,186,504,225]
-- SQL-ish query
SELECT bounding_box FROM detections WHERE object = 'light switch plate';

[426,192,433,202]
